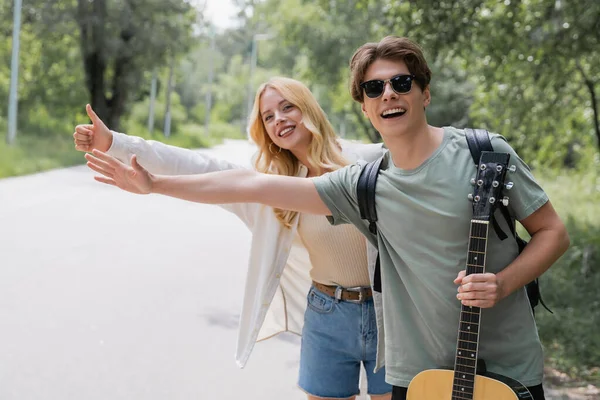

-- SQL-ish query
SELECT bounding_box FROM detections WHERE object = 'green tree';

[247,0,473,142]
[1,0,197,134]
[175,42,224,121]
[376,0,600,165]
[75,0,195,130]
[1,0,88,136]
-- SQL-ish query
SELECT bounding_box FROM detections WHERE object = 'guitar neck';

[452,219,490,400]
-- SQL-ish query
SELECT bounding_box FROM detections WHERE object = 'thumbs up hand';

[73,104,113,153]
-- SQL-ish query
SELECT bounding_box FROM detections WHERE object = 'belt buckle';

[344,286,367,304]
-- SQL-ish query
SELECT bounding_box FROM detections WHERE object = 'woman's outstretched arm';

[85,150,331,216]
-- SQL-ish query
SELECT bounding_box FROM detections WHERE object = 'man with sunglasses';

[83,36,569,400]
[312,36,569,399]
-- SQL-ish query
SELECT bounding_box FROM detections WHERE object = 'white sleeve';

[107,131,260,229]
[107,131,245,175]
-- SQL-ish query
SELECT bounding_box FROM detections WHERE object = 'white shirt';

[108,132,386,369]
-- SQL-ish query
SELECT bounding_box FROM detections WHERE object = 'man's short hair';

[349,36,432,103]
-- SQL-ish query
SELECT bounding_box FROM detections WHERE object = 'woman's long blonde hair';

[248,77,349,227]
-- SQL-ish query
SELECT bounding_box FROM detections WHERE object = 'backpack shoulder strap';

[357,156,385,293]
[357,156,384,235]
[465,128,493,164]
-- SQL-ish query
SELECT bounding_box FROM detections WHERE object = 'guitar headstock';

[468,151,514,220]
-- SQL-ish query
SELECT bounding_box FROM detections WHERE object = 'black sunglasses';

[360,74,417,99]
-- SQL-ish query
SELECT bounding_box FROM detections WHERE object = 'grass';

[0,135,85,178]
[534,170,600,384]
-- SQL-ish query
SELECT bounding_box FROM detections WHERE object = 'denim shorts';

[298,285,392,398]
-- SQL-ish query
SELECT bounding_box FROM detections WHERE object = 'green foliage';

[205,122,247,140]
[209,54,248,125]
[244,0,600,164]
[0,0,195,136]
[387,0,600,167]
[77,0,196,128]
[535,170,600,382]
[0,135,85,178]
[175,44,224,120]
[427,57,474,128]
[123,89,187,136]
[246,0,479,142]
[0,0,88,136]
[469,79,597,170]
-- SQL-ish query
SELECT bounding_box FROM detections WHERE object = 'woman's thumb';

[86,104,102,126]
[131,154,142,170]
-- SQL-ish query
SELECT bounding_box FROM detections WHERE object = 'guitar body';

[407,369,533,400]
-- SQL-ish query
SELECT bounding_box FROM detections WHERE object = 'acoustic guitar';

[407,151,533,400]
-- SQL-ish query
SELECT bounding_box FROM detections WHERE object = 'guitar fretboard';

[452,220,489,400]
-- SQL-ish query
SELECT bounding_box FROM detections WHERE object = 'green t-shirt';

[313,126,549,387]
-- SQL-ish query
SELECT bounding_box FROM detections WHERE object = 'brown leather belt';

[312,281,373,303]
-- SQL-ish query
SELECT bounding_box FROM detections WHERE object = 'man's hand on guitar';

[454,271,503,308]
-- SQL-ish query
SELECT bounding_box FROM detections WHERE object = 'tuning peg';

[470,178,476,185]
[508,165,517,173]
[502,196,510,206]
[505,182,514,190]
[468,193,474,201]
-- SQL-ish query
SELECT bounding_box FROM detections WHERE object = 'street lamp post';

[205,25,216,136]
[245,33,272,136]
[148,69,158,134]
[7,0,23,145]
[164,54,175,138]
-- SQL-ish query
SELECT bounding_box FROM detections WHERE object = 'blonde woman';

[74,77,391,400]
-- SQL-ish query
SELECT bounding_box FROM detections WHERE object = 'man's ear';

[361,102,369,118]
[423,85,431,108]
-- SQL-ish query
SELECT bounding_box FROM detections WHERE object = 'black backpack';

[357,128,551,314]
